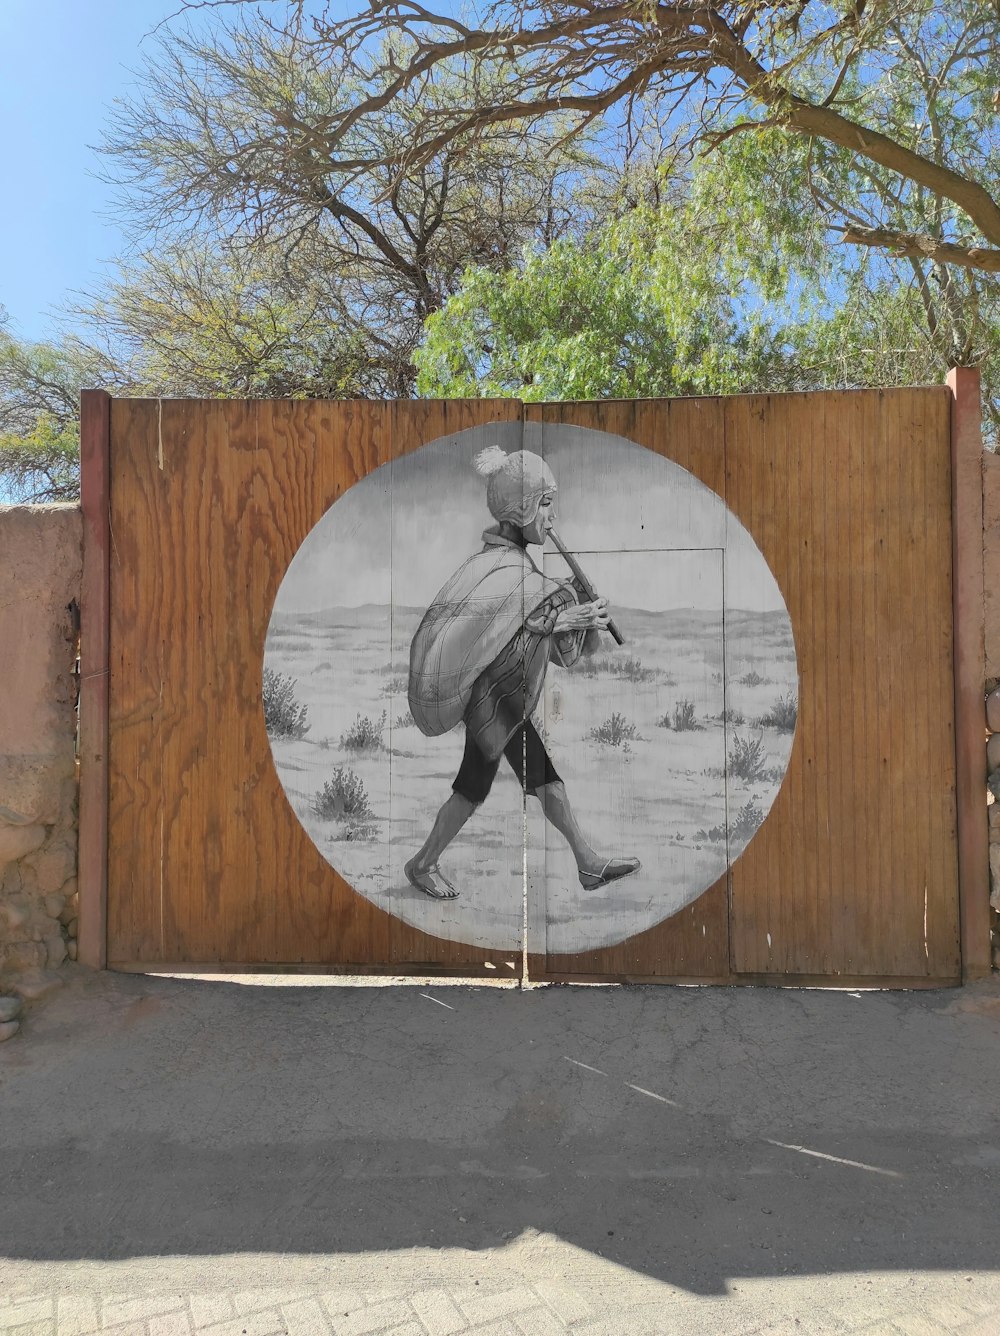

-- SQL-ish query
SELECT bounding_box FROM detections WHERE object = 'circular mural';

[263,422,798,955]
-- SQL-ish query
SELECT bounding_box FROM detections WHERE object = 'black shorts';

[453,720,560,805]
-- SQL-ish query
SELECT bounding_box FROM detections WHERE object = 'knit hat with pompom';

[474,446,556,527]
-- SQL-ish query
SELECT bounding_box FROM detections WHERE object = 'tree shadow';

[2,972,998,1295]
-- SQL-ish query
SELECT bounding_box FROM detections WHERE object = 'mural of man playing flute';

[405,445,640,900]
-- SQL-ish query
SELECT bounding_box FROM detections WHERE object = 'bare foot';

[405,858,460,900]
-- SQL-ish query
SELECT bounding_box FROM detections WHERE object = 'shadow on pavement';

[1,968,999,1295]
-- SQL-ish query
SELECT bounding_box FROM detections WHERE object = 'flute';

[549,528,625,647]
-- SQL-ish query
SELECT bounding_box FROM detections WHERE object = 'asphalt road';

[1,966,999,1334]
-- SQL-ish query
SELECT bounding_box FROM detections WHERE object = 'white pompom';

[474,445,509,477]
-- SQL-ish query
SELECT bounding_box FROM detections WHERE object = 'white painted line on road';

[625,1083,680,1107]
[420,993,455,1010]
[563,1057,607,1075]
[764,1138,902,1177]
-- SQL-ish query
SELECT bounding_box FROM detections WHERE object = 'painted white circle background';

[264,422,798,955]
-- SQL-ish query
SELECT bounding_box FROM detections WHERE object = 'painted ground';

[264,603,797,956]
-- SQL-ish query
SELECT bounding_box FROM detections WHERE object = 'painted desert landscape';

[264,594,797,956]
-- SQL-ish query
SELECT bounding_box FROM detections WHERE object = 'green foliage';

[0,330,112,502]
[415,199,782,401]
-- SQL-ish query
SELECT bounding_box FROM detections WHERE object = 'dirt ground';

[1,967,999,1334]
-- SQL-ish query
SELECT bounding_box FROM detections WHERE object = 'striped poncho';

[408,529,589,761]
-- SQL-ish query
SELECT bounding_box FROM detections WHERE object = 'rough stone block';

[989,731,1000,770]
[0,942,46,976]
[989,686,1000,735]
[43,891,66,919]
[23,838,76,894]
[0,824,46,872]
[66,939,77,961]
[0,758,70,828]
[44,933,67,968]
[0,899,31,935]
[0,1020,19,1043]
[0,995,22,1022]
[10,968,63,1002]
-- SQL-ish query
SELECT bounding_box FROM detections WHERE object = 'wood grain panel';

[524,397,732,980]
[106,387,961,982]
[107,396,523,969]
[728,388,960,979]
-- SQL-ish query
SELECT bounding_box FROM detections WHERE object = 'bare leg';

[535,780,600,872]
[535,779,640,889]
[405,793,478,899]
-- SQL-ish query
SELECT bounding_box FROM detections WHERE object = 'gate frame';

[77,377,992,981]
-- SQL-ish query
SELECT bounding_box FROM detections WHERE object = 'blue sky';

[0,1,219,342]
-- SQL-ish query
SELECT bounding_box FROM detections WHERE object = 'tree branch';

[841,227,1000,273]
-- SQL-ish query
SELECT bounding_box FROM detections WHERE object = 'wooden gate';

[77,385,989,985]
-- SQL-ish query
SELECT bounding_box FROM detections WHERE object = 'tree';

[99,19,611,395]
[226,0,1000,282]
[81,240,390,399]
[0,324,115,503]
[416,133,1000,437]
[414,205,789,400]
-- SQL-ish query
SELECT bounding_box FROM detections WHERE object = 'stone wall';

[0,505,82,1036]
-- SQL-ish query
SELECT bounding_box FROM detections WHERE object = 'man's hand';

[554,597,610,633]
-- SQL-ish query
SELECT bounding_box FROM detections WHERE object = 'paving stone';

[458,1322,521,1336]
[198,1310,287,1336]
[453,1287,538,1326]
[189,1298,235,1330]
[331,1301,415,1336]
[0,1324,51,1336]
[407,1290,467,1336]
[317,1295,366,1323]
[926,1302,977,1328]
[233,1292,303,1318]
[99,1322,147,1336]
[514,1306,568,1335]
[531,1282,592,1325]
[893,1316,951,1336]
[280,1298,331,1336]
[55,1296,99,1336]
[0,1299,53,1329]
[147,1313,194,1336]
[101,1298,187,1327]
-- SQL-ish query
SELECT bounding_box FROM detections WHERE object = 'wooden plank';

[107,399,398,965]
[525,397,731,980]
[387,397,526,972]
[77,389,111,970]
[947,368,991,979]
[728,387,960,978]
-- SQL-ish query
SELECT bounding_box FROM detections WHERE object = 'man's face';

[522,492,556,546]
